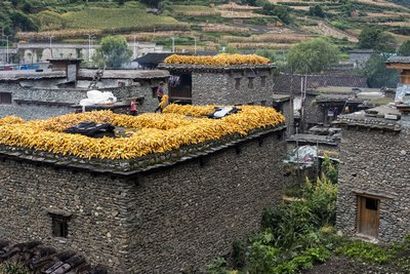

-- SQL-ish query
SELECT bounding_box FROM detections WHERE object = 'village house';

[0,59,169,120]
[0,105,287,273]
[159,58,295,135]
[159,62,276,105]
[335,104,409,242]
[335,56,410,243]
[299,86,391,131]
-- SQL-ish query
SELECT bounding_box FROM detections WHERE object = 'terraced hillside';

[2,0,410,52]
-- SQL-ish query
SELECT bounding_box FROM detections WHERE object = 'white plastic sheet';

[79,90,117,107]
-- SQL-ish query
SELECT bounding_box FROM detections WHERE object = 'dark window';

[248,77,254,89]
[235,78,241,90]
[365,198,379,211]
[261,76,266,87]
[51,215,69,238]
[0,93,12,104]
[152,87,158,98]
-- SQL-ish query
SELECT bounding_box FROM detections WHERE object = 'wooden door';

[358,196,380,238]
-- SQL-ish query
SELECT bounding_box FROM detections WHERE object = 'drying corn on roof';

[164,54,270,66]
[0,104,285,172]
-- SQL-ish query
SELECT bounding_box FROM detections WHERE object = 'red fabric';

[130,101,137,112]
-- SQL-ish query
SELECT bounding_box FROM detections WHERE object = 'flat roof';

[78,69,170,80]
[0,70,65,81]
[334,105,403,131]
[0,104,285,175]
[386,56,410,64]
[315,86,381,94]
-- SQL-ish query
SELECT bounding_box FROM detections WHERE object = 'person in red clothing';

[156,81,165,102]
[130,99,137,116]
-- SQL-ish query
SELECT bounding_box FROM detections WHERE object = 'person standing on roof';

[156,81,166,102]
[130,99,137,116]
[155,94,169,113]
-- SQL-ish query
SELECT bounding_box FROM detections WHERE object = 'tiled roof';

[0,240,108,274]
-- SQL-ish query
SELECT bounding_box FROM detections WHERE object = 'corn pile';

[0,104,284,160]
[0,116,24,126]
[164,53,270,66]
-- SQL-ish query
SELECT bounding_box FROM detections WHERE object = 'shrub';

[0,262,30,274]
[231,240,246,269]
[247,233,280,274]
[398,40,410,56]
[207,257,228,274]
[304,175,338,227]
[337,241,392,264]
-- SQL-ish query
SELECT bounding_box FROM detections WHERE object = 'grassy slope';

[8,0,410,50]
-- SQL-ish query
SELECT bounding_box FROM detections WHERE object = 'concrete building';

[15,42,164,65]
[0,59,169,120]
[0,107,287,273]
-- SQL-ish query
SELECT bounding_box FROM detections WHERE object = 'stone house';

[159,63,297,135]
[0,107,287,273]
[0,60,169,120]
[348,49,374,69]
[159,63,276,105]
[335,105,410,243]
[302,86,389,131]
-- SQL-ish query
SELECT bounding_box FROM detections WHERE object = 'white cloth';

[79,90,117,107]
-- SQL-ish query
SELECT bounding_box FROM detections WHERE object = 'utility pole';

[5,35,9,64]
[87,34,95,62]
[171,37,175,53]
[49,36,54,58]
[133,36,136,59]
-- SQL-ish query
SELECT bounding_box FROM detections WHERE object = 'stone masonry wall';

[125,133,286,273]
[273,74,368,95]
[192,69,274,105]
[336,128,410,243]
[0,129,286,273]
[0,160,132,272]
[0,80,160,119]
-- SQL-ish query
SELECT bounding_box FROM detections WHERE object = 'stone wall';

[0,128,287,273]
[336,128,410,243]
[0,80,160,119]
[273,74,368,95]
[191,69,274,105]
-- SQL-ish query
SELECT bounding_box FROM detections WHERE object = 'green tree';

[260,2,291,24]
[362,54,399,88]
[140,0,162,8]
[398,40,410,56]
[358,27,397,52]
[93,35,132,68]
[287,38,340,74]
[308,5,325,18]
